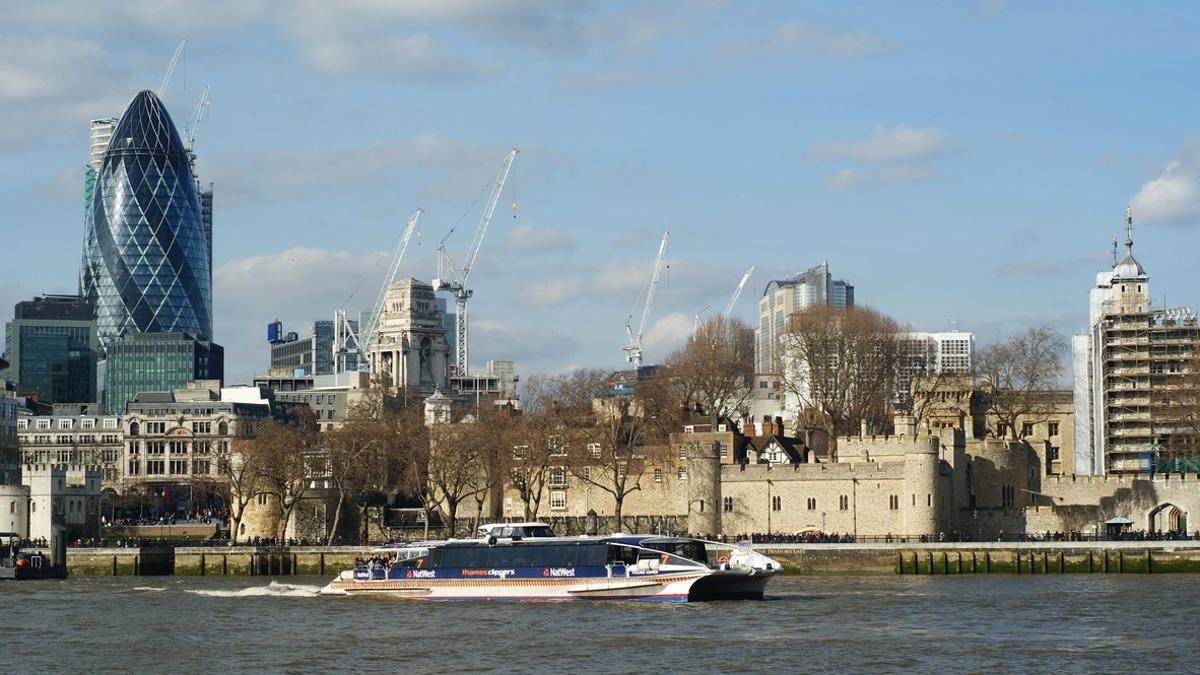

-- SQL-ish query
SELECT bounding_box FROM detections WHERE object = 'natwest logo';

[543,567,576,578]
[406,569,436,579]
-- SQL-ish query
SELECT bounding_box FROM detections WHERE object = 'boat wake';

[185,581,323,598]
[132,586,167,592]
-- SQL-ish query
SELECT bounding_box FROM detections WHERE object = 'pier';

[42,541,1200,576]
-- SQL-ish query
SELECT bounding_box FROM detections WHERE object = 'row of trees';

[777,305,1068,438]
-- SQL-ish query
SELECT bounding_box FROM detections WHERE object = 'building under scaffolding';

[1074,213,1200,475]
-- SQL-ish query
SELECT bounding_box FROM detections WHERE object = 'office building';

[897,331,975,407]
[369,279,450,393]
[756,262,854,373]
[102,332,224,414]
[2,295,99,405]
[80,90,213,346]
[1073,213,1200,475]
[17,408,123,490]
[268,319,356,376]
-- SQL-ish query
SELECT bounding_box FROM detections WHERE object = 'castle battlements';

[722,459,907,482]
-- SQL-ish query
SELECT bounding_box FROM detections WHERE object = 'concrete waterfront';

[46,541,1200,576]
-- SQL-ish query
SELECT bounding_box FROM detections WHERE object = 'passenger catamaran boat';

[321,522,780,602]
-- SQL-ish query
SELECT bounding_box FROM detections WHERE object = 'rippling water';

[3,574,1195,673]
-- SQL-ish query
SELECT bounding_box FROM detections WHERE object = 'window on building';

[103,418,118,429]
[36,419,50,430]
[588,443,602,460]
[549,435,567,456]
[618,463,628,479]
[582,466,591,481]
[723,496,734,512]
[771,495,782,511]
[1048,422,1060,437]
[676,467,687,480]
[147,441,165,455]
[807,497,816,511]
[549,466,567,488]
[653,467,663,483]
[170,460,188,475]
[927,494,932,507]
[996,423,1007,437]
[550,490,567,511]
[147,460,165,475]
[257,494,268,506]
[193,460,211,475]
[511,445,528,460]
[192,421,211,435]
[58,419,72,429]
[218,421,229,436]
[678,445,688,459]
[1001,485,1015,508]
[81,419,95,429]
[1021,422,1034,438]
[839,495,849,511]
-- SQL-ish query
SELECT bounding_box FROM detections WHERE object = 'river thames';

[4,574,1194,673]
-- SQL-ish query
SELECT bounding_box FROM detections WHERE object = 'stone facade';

[17,411,123,491]
[23,463,102,540]
[369,278,450,393]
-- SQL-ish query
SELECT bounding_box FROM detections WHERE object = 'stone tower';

[686,440,722,536]
[369,278,450,394]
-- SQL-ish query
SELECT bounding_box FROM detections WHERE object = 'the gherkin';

[81,90,212,345]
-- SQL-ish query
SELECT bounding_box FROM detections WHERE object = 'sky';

[3,0,1200,385]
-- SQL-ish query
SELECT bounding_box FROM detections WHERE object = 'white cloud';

[212,247,389,383]
[812,125,946,164]
[501,223,574,256]
[879,164,937,182]
[643,312,694,353]
[519,278,580,307]
[202,133,515,207]
[460,317,579,373]
[1130,141,1200,226]
[766,22,894,59]
[823,167,862,190]
[0,37,134,148]
[279,0,593,81]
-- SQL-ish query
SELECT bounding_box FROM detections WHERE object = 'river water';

[3,574,1194,673]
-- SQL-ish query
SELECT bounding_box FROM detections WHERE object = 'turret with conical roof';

[1112,206,1147,281]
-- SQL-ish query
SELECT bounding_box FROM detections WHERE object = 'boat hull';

[321,568,774,602]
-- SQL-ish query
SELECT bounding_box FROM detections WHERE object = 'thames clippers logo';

[543,567,576,577]
[406,569,436,579]
[462,569,515,577]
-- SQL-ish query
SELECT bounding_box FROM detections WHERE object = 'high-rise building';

[369,278,450,393]
[897,331,975,409]
[1,295,99,405]
[1072,213,1200,475]
[268,319,356,376]
[756,262,855,373]
[102,332,224,414]
[80,90,213,346]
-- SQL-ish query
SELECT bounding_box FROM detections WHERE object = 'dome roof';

[1112,209,1147,280]
[105,90,190,160]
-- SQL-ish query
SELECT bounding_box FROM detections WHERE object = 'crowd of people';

[104,508,227,529]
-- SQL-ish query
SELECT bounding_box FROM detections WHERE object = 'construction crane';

[623,230,669,369]
[359,208,424,361]
[183,85,211,152]
[723,265,755,318]
[433,148,518,377]
[156,40,186,98]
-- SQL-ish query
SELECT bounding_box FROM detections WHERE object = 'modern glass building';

[103,332,223,414]
[1,295,98,404]
[81,90,213,346]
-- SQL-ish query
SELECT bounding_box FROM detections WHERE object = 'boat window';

[433,543,606,568]
[642,540,710,565]
[520,525,555,538]
[606,544,641,566]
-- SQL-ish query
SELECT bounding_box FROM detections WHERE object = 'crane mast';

[359,209,424,364]
[433,148,518,376]
[183,85,211,152]
[157,40,186,98]
[623,230,669,369]
[723,265,755,318]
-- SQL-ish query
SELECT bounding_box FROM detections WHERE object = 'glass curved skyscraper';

[81,90,213,345]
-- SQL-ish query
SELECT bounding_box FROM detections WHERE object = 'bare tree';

[977,325,1067,440]
[501,373,574,520]
[222,435,267,544]
[779,305,902,436]
[424,406,505,538]
[561,369,668,527]
[254,408,321,541]
[663,316,755,418]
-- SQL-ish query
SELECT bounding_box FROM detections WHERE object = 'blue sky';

[3,1,1200,384]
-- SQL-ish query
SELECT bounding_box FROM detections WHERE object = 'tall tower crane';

[183,85,211,153]
[156,40,186,98]
[360,208,424,362]
[623,230,669,369]
[433,148,518,376]
[723,265,755,318]
[335,208,423,373]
